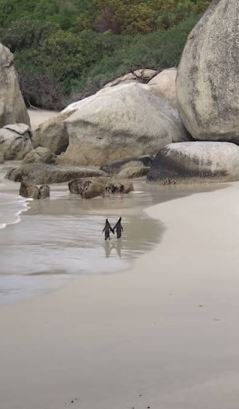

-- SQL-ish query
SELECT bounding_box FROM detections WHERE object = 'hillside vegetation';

[0,0,210,109]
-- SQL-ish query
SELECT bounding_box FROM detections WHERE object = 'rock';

[39,184,50,199]
[101,155,153,174]
[19,181,40,199]
[177,1,239,142]
[60,82,188,166]
[19,181,50,199]
[117,161,150,179]
[105,179,134,194]
[6,163,106,184]
[104,69,158,87]
[68,177,134,198]
[147,142,239,182]
[149,68,177,107]
[0,43,30,127]
[69,177,108,198]
[0,123,32,160]
[32,110,73,154]
[23,147,56,164]
[69,178,105,199]
[0,152,4,163]
[4,123,30,135]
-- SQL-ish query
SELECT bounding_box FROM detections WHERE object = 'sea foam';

[0,193,30,230]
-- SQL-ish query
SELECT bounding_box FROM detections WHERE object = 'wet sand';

[0,164,221,303]
[0,182,164,303]
[0,181,239,408]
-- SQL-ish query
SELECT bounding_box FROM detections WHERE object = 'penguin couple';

[103,217,123,240]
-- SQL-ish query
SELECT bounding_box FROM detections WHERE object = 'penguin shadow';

[104,239,122,258]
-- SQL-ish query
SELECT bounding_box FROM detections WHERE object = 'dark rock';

[68,177,134,199]
[147,141,239,182]
[19,181,40,199]
[6,163,106,184]
[19,181,50,199]
[39,184,50,199]
[68,178,105,198]
[101,155,153,174]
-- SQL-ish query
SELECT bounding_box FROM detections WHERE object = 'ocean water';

[0,163,220,304]
[0,174,165,303]
[0,192,30,230]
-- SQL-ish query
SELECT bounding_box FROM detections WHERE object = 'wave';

[0,193,31,230]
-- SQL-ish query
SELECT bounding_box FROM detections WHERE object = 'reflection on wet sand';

[0,175,227,304]
[104,239,122,258]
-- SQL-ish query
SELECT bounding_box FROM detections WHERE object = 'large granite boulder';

[59,82,188,166]
[6,163,106,184]
[23,147,56,164]
[32,110,73,154]
[0,123,32,160]
[177,0,239,142]
[149,68,177,107]
[0,44,29,127]
[147,141,239,182]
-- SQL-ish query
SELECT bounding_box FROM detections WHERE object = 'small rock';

[68,177,134,199]
[39,184,50,199]
[19,181,50,200]
[23,147,56,164]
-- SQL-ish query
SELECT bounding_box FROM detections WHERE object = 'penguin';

[113,217,123,239]
[102,219,114,240]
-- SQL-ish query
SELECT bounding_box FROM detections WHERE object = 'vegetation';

[0,0,210,109]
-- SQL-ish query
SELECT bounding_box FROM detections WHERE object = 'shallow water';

[0,172,164,303]
[0,163,224,304]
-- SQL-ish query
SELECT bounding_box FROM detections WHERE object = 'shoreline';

[0,179,228,303]
[1,182,239,408]
[0,180,165,303]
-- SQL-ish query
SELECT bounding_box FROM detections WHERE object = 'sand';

[28,109,58,129]
[0,182,239,408]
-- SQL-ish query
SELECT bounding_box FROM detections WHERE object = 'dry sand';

[28,109,58,129]
[1,182,239,408]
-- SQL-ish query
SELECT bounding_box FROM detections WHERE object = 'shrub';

[0,0,210,109]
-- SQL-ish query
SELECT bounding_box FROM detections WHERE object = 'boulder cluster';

[2,0,239,197]
[68,177,133,199]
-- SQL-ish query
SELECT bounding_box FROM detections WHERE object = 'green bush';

[0,0,209,109]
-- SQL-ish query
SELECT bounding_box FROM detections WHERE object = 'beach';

[28,109,58,130]
[0,181,239,408]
